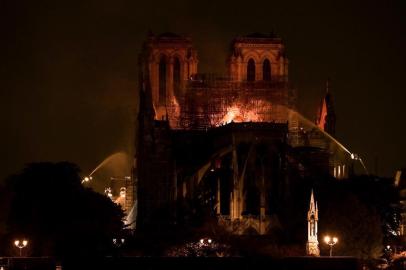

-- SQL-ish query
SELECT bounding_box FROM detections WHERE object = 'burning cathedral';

[134,32,348,235]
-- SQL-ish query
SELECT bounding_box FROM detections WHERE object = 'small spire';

[309,189,316,211]
[310,189,315,204]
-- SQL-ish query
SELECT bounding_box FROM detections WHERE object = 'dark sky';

[1,0,405,180]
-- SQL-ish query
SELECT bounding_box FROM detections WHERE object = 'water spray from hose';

[286,107,368,175]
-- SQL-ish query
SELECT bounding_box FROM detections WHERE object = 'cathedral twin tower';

[138,32,289,122]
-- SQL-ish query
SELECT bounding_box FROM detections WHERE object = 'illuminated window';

[247,58,255,81]
[159,56,167,105]
[263,59,271,81]
[173,57,181,96]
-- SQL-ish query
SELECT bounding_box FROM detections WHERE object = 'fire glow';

[217,100,272,126]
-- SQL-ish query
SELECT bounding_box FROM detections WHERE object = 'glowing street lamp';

[384,245,393,262]
[324,236,338,257]
[14,239,28,257]
[81,176,92,184]
[112,238,125,257]
[113,238,125,247]
[199,238,213,246]
[105,187,113,200]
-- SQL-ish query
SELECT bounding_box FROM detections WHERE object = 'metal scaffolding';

[166,75,297,131]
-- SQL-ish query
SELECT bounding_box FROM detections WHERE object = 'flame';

[168,96,181,127]
[218,100,271,126]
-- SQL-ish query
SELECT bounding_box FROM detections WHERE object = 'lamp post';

[384,245,393,263]
[112,238,125,257]
[199,238,213,246]
[14,240,28,257]
[113,238,125,247]
[81,176,92,184]
[324,236,338,257]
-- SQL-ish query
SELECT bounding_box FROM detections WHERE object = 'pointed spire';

[316,78,336,136]
[309,189,317,212]
[310,189,315,205]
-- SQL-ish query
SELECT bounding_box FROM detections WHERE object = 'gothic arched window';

[173,57,181,96]
[263,59,271,81]
[247,58,255,81]
[159,56,167,105]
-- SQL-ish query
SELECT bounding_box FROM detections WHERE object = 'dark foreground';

[1,256,360,270]
[0,257,359,270]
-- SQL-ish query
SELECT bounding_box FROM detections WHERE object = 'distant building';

[395,169,406,237]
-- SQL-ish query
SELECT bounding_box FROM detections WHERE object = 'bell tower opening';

[247,58,256,81]
[159,55,167,105]
[263,59,271,81]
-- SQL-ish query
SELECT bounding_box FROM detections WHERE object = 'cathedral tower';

[228,33,288,82]
[306,190,320,256]
[138,32,198,121]
[136,33,198,229]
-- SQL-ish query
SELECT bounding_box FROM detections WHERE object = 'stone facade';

[138,32,198,121]
[228,33,288,82]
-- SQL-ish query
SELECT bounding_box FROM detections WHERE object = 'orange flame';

[217,100,272,126]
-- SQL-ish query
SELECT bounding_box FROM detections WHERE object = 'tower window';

[263,59,271,81]
[173,57,181,96]
[159,56,167,105]
[247,58,255,81]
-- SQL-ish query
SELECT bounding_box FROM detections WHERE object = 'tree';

[317,175,399,260]
[2,162,125,258]
[320,193,383,259]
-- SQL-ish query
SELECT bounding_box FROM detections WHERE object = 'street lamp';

[199,238,213,246]
[81,176,92,184]
[112,238,125,257]
[324,235,338,257]
[14,240,28,257]
[113,238,125,247]
[384,245,393,262]
[105,187,113,200]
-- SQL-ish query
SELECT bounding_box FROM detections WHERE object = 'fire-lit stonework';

[138,32,296,132]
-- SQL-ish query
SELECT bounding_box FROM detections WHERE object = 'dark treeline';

[0,163,400,261]
[0,162,125,258]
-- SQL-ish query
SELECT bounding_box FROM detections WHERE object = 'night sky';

[1,0,405,181]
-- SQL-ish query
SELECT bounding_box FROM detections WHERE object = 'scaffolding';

[166,75,297,132]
